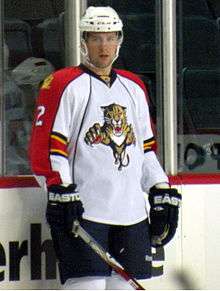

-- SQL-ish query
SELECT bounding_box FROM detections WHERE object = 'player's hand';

[46,184,84,232]
[148,187,181,247]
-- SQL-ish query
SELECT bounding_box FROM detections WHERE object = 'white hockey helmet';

[12,57,54,87]
[80,6,123,33]
[80,6,123,67]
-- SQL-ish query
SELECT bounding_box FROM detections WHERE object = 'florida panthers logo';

[84,103,136,170]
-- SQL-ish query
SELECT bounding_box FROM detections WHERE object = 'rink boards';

[0,178,220,290]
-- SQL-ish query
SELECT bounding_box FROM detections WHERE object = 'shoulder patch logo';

[84,103,136,170]
[41,74,54,89]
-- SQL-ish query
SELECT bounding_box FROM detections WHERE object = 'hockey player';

[29,6,181,290]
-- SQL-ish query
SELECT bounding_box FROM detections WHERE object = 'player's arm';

[29,73,72,186]
[138,82,169,191]
[138,82,181,247]
[29,71,84,232]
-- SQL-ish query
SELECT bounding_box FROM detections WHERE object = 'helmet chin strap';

[80,39,122,71]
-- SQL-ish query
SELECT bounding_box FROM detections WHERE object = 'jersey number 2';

[35,105,45,126]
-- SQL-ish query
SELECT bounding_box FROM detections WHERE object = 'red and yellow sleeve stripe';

[143,137,156,153]
[50,131,68,159]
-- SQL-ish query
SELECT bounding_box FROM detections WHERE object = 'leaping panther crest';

[84,103,136,170]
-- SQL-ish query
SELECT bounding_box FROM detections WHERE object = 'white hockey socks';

[63,276,106,290]
[63,274,136,290]
[106,273,135,290]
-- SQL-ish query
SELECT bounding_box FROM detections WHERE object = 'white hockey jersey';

[29,64,168,225]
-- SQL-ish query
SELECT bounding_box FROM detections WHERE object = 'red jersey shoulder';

[114,68,148,96]
[40,66,84,91]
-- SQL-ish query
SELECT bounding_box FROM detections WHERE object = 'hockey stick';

[72,220,145,290]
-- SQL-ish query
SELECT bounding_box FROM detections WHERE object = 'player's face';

[86,32,119,70]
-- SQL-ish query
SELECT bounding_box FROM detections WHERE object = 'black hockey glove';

[149,187,182,247]
[46,184,84,232]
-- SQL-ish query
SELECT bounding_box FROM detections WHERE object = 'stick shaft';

[72,221,145,290]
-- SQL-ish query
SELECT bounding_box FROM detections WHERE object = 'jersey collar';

[79,63,117,87]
